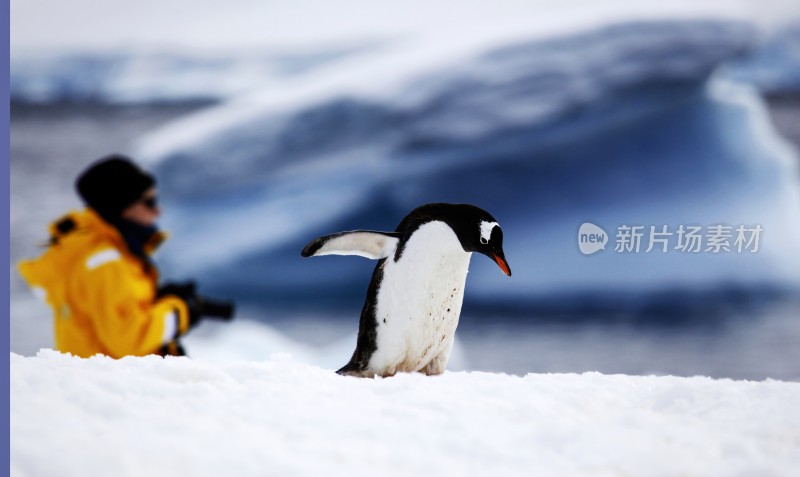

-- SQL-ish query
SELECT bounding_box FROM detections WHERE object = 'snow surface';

[11,350,800,477]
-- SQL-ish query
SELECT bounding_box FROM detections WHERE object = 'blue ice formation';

[131,20,800,310]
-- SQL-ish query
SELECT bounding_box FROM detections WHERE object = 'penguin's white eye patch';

[480,221,498,245]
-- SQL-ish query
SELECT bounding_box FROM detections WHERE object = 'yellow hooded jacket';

[18,209,190,358]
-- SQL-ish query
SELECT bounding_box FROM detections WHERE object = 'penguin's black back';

[336,258,387,375]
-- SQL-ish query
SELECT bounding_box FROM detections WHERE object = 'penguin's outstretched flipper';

[301,230,401,260]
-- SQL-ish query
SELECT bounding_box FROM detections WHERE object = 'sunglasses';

[141,196,159,210]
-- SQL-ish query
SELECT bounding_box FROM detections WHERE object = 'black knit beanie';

[76,155,156,217]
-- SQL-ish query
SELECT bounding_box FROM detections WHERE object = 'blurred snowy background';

[10,0,800,379]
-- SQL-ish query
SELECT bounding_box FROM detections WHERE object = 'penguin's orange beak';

[492,253,512,277]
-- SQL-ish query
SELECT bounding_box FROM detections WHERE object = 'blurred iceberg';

[123,18,800,310]
[10,47,371,104]
[725,24,800,94]
[11,1,800,312]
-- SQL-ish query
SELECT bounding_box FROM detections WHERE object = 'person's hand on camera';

[157,281,196,300]
[157,281,203,327]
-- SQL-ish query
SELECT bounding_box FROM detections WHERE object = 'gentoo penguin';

[301,203,511,377]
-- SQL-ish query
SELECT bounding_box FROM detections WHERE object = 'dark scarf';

[103,213,159,266]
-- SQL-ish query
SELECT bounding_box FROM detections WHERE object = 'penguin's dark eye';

[480,237,488,245]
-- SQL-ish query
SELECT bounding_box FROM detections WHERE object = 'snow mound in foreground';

[11,351,800,477]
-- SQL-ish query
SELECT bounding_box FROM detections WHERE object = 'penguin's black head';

[398,203,511,276]
[462,208,512,277]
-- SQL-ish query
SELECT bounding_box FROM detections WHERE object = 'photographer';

[18,155,233,358]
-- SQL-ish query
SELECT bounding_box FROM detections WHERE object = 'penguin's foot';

[419,358,447,376]
[335,364,379,378]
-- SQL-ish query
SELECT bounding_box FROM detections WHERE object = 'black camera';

[196,296,235,321]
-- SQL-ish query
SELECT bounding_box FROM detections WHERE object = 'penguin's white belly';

[369,222,471,375]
